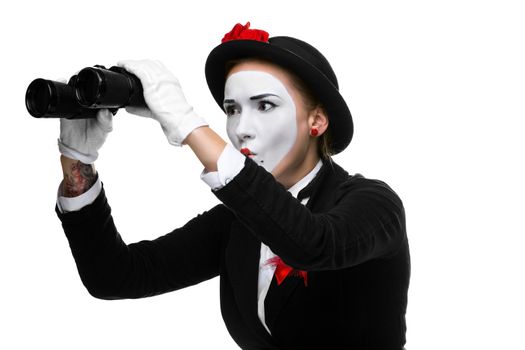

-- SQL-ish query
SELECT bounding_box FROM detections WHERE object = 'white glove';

[58,109,113,164]
[117,59,207,146]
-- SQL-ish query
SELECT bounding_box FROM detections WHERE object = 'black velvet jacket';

[57,158,410,349]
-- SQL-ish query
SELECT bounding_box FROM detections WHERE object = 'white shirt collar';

[287,159,323,199]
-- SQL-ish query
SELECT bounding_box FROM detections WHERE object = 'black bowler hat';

[205,22,353,154]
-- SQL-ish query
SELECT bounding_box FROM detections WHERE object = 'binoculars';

[25,65,146,119]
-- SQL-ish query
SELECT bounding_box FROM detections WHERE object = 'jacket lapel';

[263,268,302,328]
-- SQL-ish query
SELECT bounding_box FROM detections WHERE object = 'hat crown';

[269,36,339,90]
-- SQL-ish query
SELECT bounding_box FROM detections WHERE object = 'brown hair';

[287,74,334,161]
[225,58,334,160]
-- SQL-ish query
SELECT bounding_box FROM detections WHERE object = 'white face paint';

[224,71,297,172]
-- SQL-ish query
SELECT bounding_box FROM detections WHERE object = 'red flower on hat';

[221,22,269,43]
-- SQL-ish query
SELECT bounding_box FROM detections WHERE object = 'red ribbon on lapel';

[265,256,308,287]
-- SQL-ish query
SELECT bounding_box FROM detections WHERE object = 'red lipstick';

[240,148,254,157]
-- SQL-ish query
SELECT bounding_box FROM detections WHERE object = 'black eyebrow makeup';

[249,93,279,100]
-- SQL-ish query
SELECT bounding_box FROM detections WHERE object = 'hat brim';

[205,38,353,154]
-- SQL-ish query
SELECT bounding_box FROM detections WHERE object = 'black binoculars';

[25,65,146,119]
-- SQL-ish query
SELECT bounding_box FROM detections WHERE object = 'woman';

[56,22,410,349]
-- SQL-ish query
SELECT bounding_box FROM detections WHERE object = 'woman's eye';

[225,105,240,117]
[258,101,276,112]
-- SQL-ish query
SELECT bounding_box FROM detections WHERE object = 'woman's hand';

[58,109,113,164]
[117,59,207,146]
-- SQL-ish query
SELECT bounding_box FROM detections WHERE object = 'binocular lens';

[76,68,104,107]
[25,79,56,118]
[25,77,99,119]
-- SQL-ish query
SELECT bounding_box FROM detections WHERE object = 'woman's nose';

[235,114,255,141]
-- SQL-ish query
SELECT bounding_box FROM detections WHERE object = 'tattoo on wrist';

[63,161,97,197]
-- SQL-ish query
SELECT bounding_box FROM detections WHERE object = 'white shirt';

[57,143,322,336]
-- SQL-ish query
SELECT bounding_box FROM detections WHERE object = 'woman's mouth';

[240,148,256,158]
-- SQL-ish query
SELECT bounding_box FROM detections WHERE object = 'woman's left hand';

[117,59,207,146]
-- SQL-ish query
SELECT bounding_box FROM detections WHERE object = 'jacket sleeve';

[56,186,232,300]
[214,159,406,271]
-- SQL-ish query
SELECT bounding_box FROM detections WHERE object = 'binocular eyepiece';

[25,65,146,119]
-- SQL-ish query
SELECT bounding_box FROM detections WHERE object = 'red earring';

[310,128,319,137]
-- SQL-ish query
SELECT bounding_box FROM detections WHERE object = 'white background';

[1,0,524,349]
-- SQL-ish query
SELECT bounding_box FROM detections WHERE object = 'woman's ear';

[309,107,329,136]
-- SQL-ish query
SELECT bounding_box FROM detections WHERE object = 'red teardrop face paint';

[224,70,297,171]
